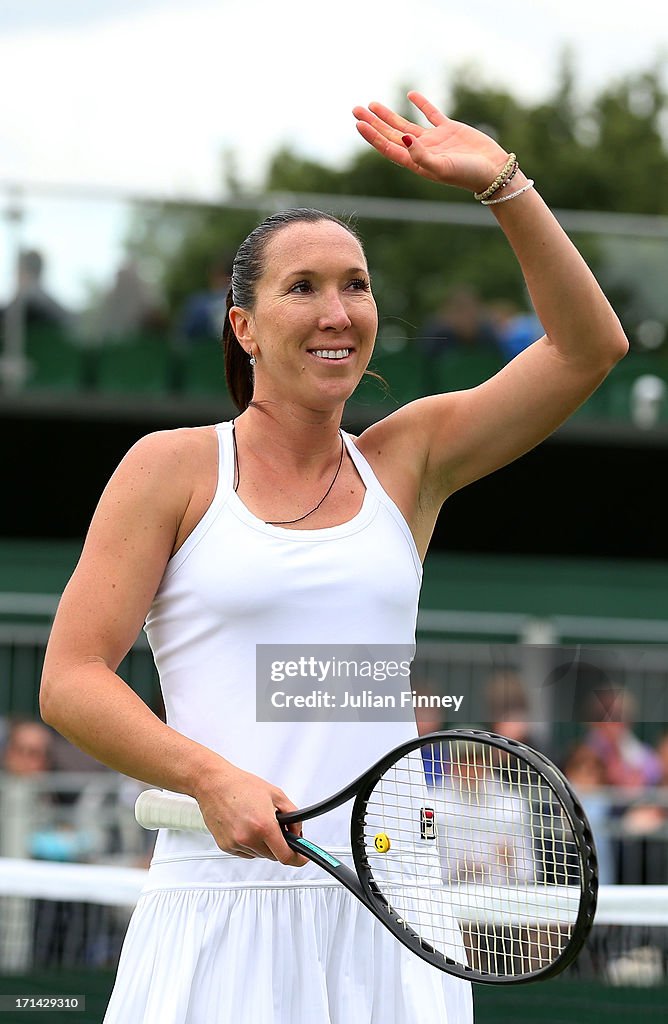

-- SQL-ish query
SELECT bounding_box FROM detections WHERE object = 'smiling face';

[230,219,377,412]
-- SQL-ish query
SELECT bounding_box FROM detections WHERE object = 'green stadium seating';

[179,343,228,398]
[353,343,428,410]
[93,336,172,394]
[434,349,504,393]
[24,327,85,391]
[17,324,668,431]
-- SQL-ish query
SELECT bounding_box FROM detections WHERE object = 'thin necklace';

[232,421,345,526]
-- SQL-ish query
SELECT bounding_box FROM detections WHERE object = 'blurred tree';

[125,57,668,343]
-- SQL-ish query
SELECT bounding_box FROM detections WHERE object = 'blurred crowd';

[417,285,543,363]
[4,239,668,353]
[0,248,222,348]
[2,672,668,886]
[0,716,151,868]
[3,251,667,436]
[1,251,541,360]
[414,670,668,887]
[2,695,666,975]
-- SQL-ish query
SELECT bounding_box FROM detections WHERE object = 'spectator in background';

[2,718,53,776]
[562,742,614,884]
[583,687,662,790]
[2,249,71,332]
[1,719,57,858]
[413,683,448,788]
[1,720,114,968]
[484,669,551,758]
[417,285,501,357]
[435,740,536,887]
[1,718,93,863]
[582,688,664,883]
[178,258,232,345]
[92,260,167,341]
[650,729,668,842]
[656,731,668,785]
[488,299,544,362]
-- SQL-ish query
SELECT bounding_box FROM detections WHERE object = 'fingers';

[407,91,448,127]
[355,121,443,184]
[238,824,307,867]
[272,792,309,868]
[202,774,309,868]
[225,822,306,867]
[352,105,411,157]
[354,93,447,135]
[353,119,414,170]
[359,101,425,139]
[269,825,309,868]
[353,97,447,184]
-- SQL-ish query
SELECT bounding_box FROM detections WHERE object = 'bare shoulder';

[117,424,217,481]
[108,425,218,511]
[109,424,219,553]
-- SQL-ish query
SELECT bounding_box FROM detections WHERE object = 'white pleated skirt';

[104,859,473,1024]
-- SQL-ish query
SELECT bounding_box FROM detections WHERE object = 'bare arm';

[40,429,305,865]
[353,93,629,502]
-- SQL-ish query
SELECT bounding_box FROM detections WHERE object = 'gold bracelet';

[474,154,517,202]
[481,179,535,206]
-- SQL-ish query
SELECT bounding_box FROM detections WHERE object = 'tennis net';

[0,858,666,1023]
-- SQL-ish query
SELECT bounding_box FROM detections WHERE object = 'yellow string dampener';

[374,833,391,853]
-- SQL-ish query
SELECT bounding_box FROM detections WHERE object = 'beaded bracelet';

[499,162,520,191]
[474,153,518,202]
[481,179,535,206]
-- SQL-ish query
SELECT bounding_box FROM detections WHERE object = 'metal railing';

[0,772,666,884]
[0,772,153,865]
[3,608,668,720]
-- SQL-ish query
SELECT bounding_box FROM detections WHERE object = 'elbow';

[39,670,65,731]
[609,330,630,367]
[39,674,56,728]
[606,308,631,365]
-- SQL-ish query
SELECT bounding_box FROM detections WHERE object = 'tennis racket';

[135,729,597,985]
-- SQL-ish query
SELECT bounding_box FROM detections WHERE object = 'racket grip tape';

[134,789,209,832]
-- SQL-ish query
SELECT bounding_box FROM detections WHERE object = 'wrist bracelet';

[481,179,535,206]
[474,153,517,202]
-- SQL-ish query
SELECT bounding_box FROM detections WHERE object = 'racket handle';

[134,789,209,832]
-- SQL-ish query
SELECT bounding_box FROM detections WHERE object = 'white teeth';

[313,349,350,359]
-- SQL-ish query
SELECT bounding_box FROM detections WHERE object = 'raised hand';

[353,91,510,195]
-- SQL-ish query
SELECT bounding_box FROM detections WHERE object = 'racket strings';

[360,738,582,978]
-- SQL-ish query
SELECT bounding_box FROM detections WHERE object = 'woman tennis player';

[40,92,628,1023]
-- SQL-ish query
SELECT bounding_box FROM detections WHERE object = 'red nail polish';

[402,135,413,148]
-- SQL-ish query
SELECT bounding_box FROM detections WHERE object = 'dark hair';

[222,208,365,412]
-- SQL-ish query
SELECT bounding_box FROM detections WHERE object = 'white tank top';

[145,421,423,876]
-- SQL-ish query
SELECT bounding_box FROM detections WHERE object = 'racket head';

[349,729,598,985]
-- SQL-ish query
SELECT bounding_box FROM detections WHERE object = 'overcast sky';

[0,0,666,305]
